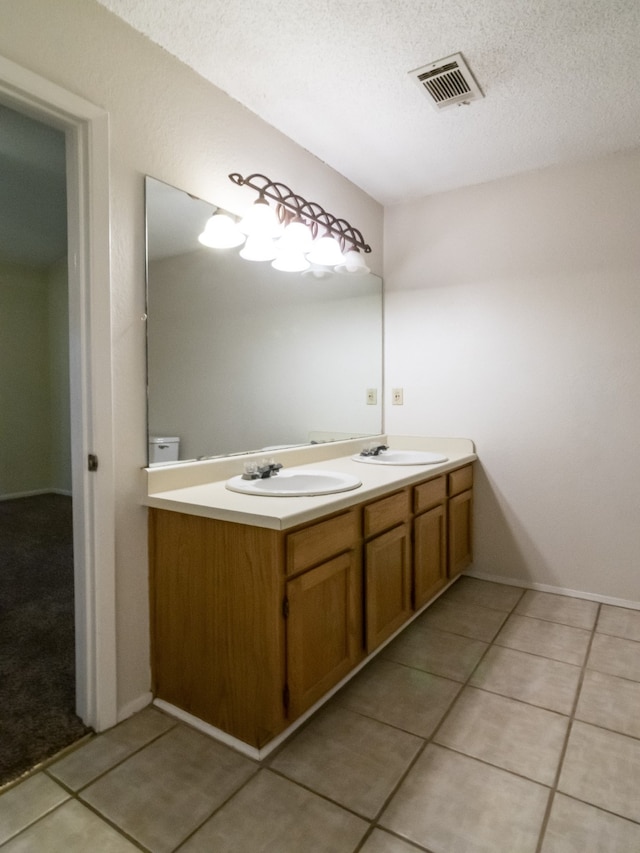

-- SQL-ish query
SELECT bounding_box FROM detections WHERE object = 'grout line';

[172,767,262,852]
[44,713,181,793]
[4,582,640,851]
[363,583,529,836]
[533,602,602,853]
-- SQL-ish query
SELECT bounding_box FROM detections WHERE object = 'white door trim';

[0,55,117,731]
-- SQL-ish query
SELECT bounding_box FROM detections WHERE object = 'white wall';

[0,257,71,498]
[384,149,640,604]
[0,260,50,496]
[0,0,383,716]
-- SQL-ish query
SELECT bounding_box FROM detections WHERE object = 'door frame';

[0,55,117,731]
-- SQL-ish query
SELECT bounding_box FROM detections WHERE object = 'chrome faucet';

[242,459,283,480]
[359,443,389,457]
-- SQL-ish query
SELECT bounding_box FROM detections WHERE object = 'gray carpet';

[0,493,92,787]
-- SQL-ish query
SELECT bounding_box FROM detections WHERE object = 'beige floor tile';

[382,623,488,682]
[419,598,508,641]
[540,793,640,852]
[0,799,139,853]
[48,706,176,790]
[558,721,640,822]
[0,773,69,845]
[494,614,591,665]
[514,591,598,629]
[434,686,568,784]
[359,828,424,852]
[335,657,461,738]
[597,604,640,641]
[269,704,422,819]
[439,576,524,612]
[576,669,640,738]
[587,633,640,682]
[469,645,581,714]
[180,769,368,852]
[81,725,257,853]
[380,745,549,853]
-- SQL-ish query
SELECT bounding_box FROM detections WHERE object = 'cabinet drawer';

[414,476,446,514]
[286,510,359,576]
[364,490,410,538]
[448,465,473,497]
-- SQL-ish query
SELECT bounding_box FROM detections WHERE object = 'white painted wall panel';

[384,150,640,602]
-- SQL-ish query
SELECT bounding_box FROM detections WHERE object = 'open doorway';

[0,104,93,785]
[0,54,117,786]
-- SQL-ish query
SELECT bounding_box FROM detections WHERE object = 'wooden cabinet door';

[414,504,447,609]
[286,550,362,720]
[149,509,285,749]
[448,488,473,576]
[365,523,412,653]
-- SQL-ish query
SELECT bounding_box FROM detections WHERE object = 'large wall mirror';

[145,177,383,464]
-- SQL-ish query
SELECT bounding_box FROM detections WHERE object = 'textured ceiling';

[96,0,640,204]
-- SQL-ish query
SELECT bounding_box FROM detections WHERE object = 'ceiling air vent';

[409,52,483,110]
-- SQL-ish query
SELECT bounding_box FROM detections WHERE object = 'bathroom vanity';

[145,435,475,757]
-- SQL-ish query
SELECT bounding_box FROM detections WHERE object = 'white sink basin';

[352,449,448,466]
[226,469,362,497]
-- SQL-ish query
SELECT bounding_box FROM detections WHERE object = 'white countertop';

[143,435,477,530]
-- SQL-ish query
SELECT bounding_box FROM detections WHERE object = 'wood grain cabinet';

[413,475,448,608]
[285,510,362,719]
[447,465,474,577]
[363,491,412,652]
[149,510,286,749]
[149,462,473,751]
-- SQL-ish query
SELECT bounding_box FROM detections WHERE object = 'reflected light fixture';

[335,248,370,275]
[198,212,246,249]
[197,172,373,276]
[239,234,278,262]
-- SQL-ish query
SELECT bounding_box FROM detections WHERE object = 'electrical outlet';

[392,388,404,405]
[366,388,378,405]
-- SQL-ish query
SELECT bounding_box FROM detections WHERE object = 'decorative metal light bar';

[229,172,371,255]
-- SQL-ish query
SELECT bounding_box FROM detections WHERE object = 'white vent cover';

[409,52,483,110]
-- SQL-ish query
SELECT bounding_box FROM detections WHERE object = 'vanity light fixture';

[196,172,372,276]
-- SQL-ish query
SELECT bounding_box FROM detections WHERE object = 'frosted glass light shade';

[306,235,345,266]
[239,234,278,261]
[278,219,313,253]
[301,264,334,279]
[335,249,370,274]
[198,213,245,249]
[272,250,310,272]
[238,197,283,238]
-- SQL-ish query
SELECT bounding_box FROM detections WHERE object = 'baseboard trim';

[117,692,153,725]
[0,488,72,501]
[152,576,461,761]
[464,570,640,612]
[1,489,50,501]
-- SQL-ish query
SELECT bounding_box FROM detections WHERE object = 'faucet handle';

[241,461,260,480]
[256,458,283,478]
[360,443,388,457]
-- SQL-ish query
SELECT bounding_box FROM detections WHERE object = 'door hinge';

[88,454,99,472]
[282,596,289,619]
[283,683,290,713]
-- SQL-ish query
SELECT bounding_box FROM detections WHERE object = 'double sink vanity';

[144,434,476,759]
[144,176,475,758]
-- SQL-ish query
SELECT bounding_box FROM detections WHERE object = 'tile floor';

[2,577,640,852]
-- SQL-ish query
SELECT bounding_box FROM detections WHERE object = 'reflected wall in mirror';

[145,177,383,464]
